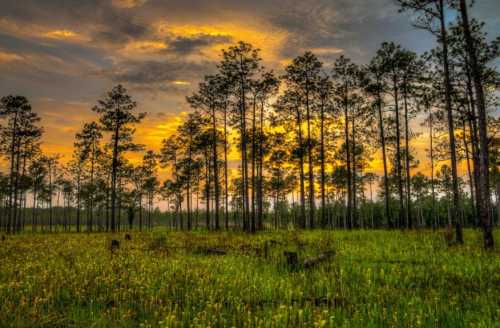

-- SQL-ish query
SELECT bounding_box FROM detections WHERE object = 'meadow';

[0,229,499,327]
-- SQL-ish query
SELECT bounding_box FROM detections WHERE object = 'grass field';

[0,229,499,327]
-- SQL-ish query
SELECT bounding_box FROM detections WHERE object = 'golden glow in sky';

[0,0,498,180]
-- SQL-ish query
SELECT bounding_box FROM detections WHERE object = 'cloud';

[105,58,213,85]
[42,29,79,40]
[167,34,234,55]
[0,51,23,62]
[0,0,498,163]
[112,0,148,8]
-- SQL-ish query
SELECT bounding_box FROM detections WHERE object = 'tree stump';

[303,251,336,269]
[110,239,120,252]
[124,234,132,241]
[264,241,270,259]
[284,251,299,269]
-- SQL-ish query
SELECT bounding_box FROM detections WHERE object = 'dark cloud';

[105,58,214,84]
[167,34,233,55]
[0,0,153,45]
[1,0,499,100]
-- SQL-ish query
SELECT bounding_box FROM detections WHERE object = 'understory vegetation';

[1,229,498,327]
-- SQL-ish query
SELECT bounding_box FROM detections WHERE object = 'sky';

[0,0,499,173]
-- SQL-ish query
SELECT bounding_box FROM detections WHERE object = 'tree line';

[0,0,498,248]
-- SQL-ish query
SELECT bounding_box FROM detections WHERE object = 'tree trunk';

[320,98,327,227]
[459,0,493,248]
[429,110,437,230]
[377,88,391,227]
[223,103,229,230]
[251,97,257,232]
[296,107,307,229]
[305,86,315,229]
[110,122,120,232]
[403,79,412,229]
[393,76,404,229]
[439,0,463,243]
[344,83,352,229]
[212,105,220,230]
[257,99,265,230]
[351,111,357,228]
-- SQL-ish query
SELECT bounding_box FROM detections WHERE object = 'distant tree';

[220,41,262,232]
[361,58,392,227]
[0,95,42,233]
[317,76,333,227]
[74,122,102,232]
[28,155,47,231]
[283,52,322,229]
[273,90,307,228]
[92,85,145,232]
[332,56,359,229]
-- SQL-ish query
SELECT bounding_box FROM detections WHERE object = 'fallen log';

[303,250,335,269]
[195,247,227,255]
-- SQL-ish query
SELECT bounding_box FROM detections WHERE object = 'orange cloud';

[123,40,168,54]
[0,51,22,62]
[154,22,289,62]
[309,47,344,55]
[112,0,148,8]
[42,29,79,39]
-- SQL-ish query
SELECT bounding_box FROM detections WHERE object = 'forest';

[0,0,499,327]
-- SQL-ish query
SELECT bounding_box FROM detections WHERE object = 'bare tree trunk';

[305,87,315,229]
[439,0,463,243]
[465,64,480,224]
[296,108,307,229]
[351,112,357,228]
[257,100,265,230]
[461,117,475,224]
[320,98,327,227]
[223,104,229,230]
[393,76,404,229]
[7,111,18,234]
[403,80,412,229]
[459,0,493,248]
[110,123,120,232]
[377,88,391,228]
[212,105,220,230]
[344,84,352,229]
[429,110,437,230]
[251,97,256,232]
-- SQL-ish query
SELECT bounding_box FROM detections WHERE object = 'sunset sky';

[0,0,499,175]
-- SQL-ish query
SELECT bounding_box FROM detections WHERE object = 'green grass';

[0,229,499,327]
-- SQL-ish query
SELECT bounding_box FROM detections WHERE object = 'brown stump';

[110,239,120,252]
[284,251,299,269]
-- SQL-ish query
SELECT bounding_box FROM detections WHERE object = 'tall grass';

[0,229,498,327]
